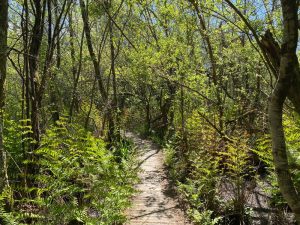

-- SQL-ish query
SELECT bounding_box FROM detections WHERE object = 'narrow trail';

[125,132,191,225]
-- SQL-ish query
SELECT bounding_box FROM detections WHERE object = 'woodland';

[0,0,300,224]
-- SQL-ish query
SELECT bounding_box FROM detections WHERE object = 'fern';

[0,119,137,224]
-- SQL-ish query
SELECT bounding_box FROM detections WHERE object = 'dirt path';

[125,132,191,225]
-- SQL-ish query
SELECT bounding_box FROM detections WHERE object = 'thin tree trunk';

[39,0,70,107]
[28,0,45,149]
[80,0,117,142]
[79,0,107,100]
[145,98,151,134]
[21,0,30,188]
[109,5,120,141]
[85,78,97,129]
[69,23,84,122]
[189,0,224,131]
[180,72,187,152]
[0,0,9,192]
[47,0,59,123]
[51,0,60,122]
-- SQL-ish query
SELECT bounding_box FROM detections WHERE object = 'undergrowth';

[0,120,138,225]
[164,111,300,225]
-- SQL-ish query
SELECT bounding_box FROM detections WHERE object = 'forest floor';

[125,132,191,225]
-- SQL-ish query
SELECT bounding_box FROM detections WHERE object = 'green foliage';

[0,188,22,225]
[1,121,137,225]
[164,109,261,224]
[36,121,136,224]
[3,118,30,175]
[253,135,273,168]
[255,136,287,209]
[164,112,223,224]
[255,114,300,209]
[178,152,221,210]
[283,114,300,181]
[187,209,221,225]
[166,139,223,225]
[3,0,298,223]
[219,137,254,217]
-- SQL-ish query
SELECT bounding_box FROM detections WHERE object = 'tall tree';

[269,1,300,223]
[219,0,300,221]
[107,0,121,141]
[80,0,117,142]
[0,0,9,191]
[28,0,46,149]
[69,11,84,122]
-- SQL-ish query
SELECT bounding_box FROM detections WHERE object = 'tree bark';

[85,78,97,129]
[108,2,120,142]
[80,0,118,143]
[69,22,84,123]
[21,0,31,158]
[28,0,45,149]
[0,0,9,192]
[269,1,300,223]
[79,0,107,100]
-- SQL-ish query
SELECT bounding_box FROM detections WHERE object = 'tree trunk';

[50,0,60,123]
[180,72,188,152]
[0,0,9,192]
[80,0,118,143]
[108,4,120,142]
[28,0,45,149]
[160,80,176,141]
[145,99,151,134]
[79,0,107,100]
[189,0,224,132]
[85,78,97,129]
[69,12,85,122]
[269,1,300,223]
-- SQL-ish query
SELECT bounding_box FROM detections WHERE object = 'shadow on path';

[125,132,191,225]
